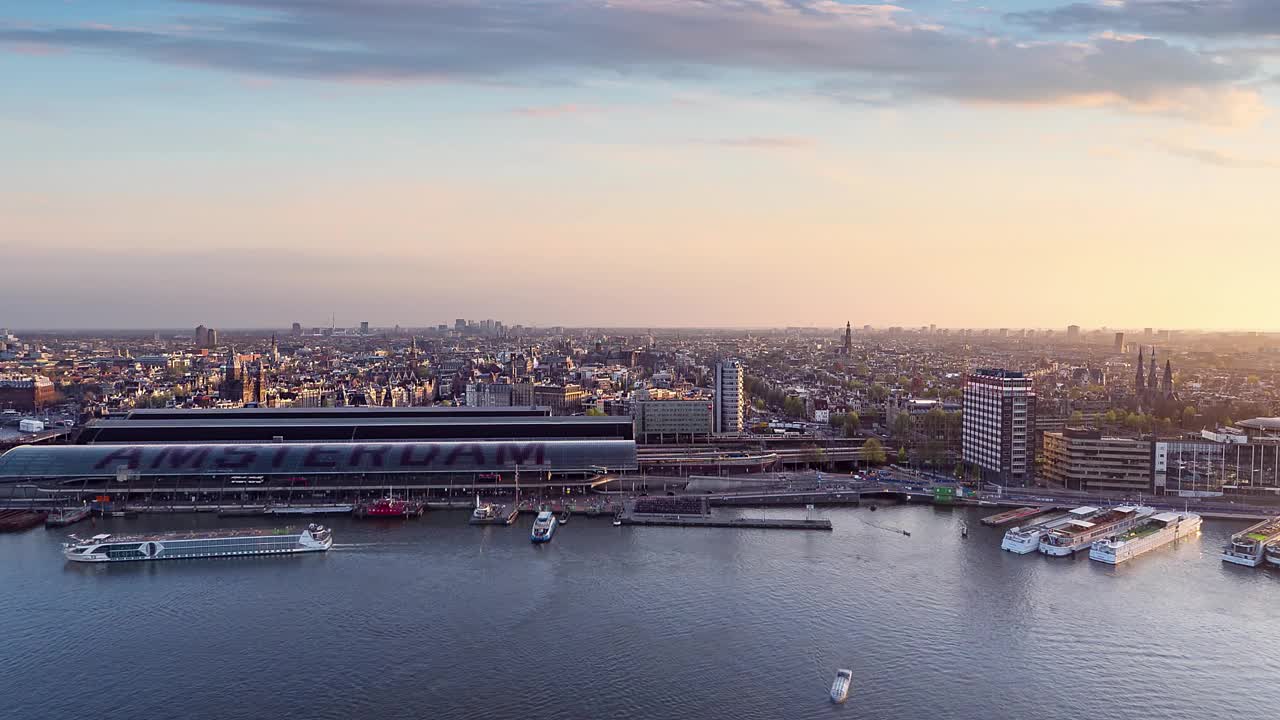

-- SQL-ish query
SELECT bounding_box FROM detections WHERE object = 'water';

[2,505,1278,719]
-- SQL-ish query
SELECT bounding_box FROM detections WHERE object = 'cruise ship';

[1221,516,1280,567]
[1038,506,1154,557]
[530,510,557,543]
[1088,511,1202,565]
[63,524,332,563]
[1001,506,1101,554]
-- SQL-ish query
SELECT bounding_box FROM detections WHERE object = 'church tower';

[844,322,852,356]
[1162,359,1173,399]
[1135,347,1145,395]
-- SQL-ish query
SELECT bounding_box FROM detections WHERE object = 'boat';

[1001,506,1101,554]
[471,504,497,522]
[1038,506,1154,557]
[558,510,570,526]
[0,509,48,532]
[63,523,332,563]
[1089,512,1201,565]
[355,496,423,518]
[1222,515,1280,567]
[612,518,623,527]
[531,510,558,543]
[45,506,92,528]
[1263,542,1280,568]
[830,669,852,703]
[868,505,877,512]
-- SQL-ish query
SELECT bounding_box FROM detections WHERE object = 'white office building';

[962,368,1036,485]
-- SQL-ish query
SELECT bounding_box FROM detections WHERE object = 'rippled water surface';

[2,505,1278,719]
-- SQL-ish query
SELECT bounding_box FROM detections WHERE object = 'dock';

[981,506,1055,527]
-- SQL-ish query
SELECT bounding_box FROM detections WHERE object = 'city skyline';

[5,0,1280,329]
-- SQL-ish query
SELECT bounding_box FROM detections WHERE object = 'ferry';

[830,669,852,703]
[63,524,332,563]
[471,504,497,522]
[1038,506,1154,557]
[1089,512,1202,565]
[1221,516,1280,567]
[1001,506,1101,554]
[355,496,423,518]
[530,510,558,543]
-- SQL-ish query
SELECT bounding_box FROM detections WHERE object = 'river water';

[1,504,1277,719]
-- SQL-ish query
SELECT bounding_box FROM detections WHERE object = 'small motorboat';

[902,529,911,537]
[558,510,570,526]
[868,505,877,512]
[830,669,852,703]
[612,518,623,527]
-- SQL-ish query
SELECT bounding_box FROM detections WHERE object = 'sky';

[2,0,1279,330]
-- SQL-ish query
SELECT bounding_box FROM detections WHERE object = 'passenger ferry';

[530,510,558,543]
[1000,506,1101,554]
[1221,516,1280,567]
[830,669,852,703]
[63,524,332,563]
[1088,512,1201,565]
[1038,506,1153,557]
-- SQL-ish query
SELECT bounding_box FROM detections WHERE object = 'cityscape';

[5,0,1280,717]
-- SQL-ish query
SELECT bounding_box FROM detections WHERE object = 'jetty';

[981,506,1055,527]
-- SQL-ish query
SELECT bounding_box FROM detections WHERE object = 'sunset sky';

[3,1,1278,330]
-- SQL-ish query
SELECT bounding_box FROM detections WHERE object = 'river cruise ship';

[64,524,332,563]
[1001,506,1101,554]
[1222,516,1280,567]
[1089,512,1201,565]
[1038,506,1153,557]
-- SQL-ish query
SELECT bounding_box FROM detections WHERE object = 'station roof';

[122,406,552,420]
[0,440,637,478]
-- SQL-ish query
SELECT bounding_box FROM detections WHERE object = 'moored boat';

[1001,506,1101,554]
[558,510,570,526]
[531,510,558,543]
[1089,512,1202,565]
[45,506,92,528]
[63,523,332,563]
[0,509,48,532]
[355,496,423,518]
[1038,506,1154,556]
[830,669,852,703]
[1222,516,1280,567]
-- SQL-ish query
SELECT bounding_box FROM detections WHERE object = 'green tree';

[897,446,908,464]
[1182,406,1197,428]
[868,384,889,402]
[1069,410,1084,426]
[585,407,605,416]
[783,396,806,418]
[892,412,913,439]
[861,437,887,466]
[843,412,861,438]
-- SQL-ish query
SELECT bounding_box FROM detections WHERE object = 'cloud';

[1152,139,1280,168]
[706,136,815,149]
[1009,0,1280,37]
[0,0,1267,122]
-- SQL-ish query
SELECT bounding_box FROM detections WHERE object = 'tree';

[804,446,827,469]
[868,384,889,402]
[892,412,913,439]
[861,437,887,466]
[1069,410,1084,426]
[1182,406,1197,428]
[843,412,861,438]
[897,446,908,464]
[783,396,806,418]
[585,407,605,416]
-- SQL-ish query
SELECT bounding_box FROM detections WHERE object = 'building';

[962,368,1036,485]
[222,349,266,406]
[1067,325,1081,342]
[1042,429,1151,493]
[360,321,370,335]
[713,360,744,434]
[466,382,514,407]
[511,383,585,415]
[0,374,56,411]
[843,321,852,356]
[1113,332,1124,353]
[194,325,209,349]
[291,322,302,336]
[634,399,715,443]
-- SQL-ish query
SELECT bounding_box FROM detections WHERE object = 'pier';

[620,514,832,530]
[981,506,1056,527]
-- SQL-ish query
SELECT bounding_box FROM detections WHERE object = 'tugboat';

[830,669,852,703]
[355,496,424,518]
[531,510,558,543]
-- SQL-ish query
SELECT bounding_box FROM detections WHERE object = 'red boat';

[0,509,49,532]
[355,496,424,519]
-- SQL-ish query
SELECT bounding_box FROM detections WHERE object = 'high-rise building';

[206,328,218,347]
[1066,325,1081,342]
[194,325,209,348]
[360,321,370,335]
[454,319,466,331]
[713,360,745,434]
[962,368,1036,485]
[1113,332,1124,353]
[291,322,302,336]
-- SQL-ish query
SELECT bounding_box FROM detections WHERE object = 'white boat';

[830,669,852,703]
[1263,542,1280,568]
[531,510,558,543]
[267,504,353,515]
[1038,506,1154,557]
[471,504,496,521]
[612,518,623,527]
[64,524,332,563]
[1089,512,1202,565]
[1222,516,1280,567]
[1001,506,1101,554]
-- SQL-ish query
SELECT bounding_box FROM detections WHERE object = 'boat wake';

[859,518,911,537]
